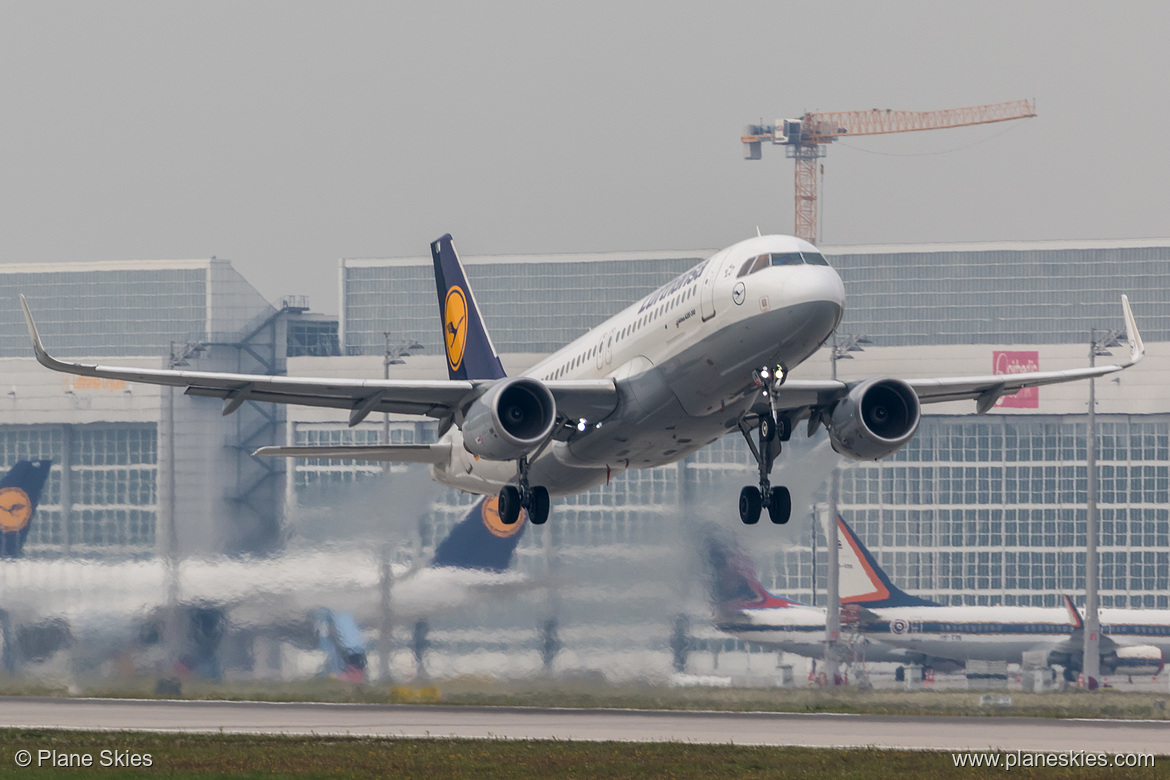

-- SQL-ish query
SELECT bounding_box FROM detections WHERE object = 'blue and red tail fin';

[703,532,803,610]
[431,234,507,381]
[430,497,527,572]
[837,515,940,608]
[0,459,52,559]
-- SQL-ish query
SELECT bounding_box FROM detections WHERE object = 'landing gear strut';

[499,455,551,525]
[738,369,792,525]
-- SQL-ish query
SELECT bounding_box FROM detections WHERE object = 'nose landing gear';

[738,368,792,525]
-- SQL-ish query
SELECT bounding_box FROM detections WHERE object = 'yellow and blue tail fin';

[430,497,527,572]
[431,234,507,381]
[0,460,52,559]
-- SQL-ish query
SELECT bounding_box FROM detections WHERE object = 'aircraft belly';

[663,300,840,417]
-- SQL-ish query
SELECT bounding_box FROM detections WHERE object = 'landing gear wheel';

[759,414,777,443]
[529,486,550,525]
[739,486,762,525]
[767,486,791,525]
[498,485,522,525]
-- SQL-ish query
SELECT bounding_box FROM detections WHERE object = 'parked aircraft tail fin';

[703,532,805,610]
[430,497,527,572]
[0,460,53,559]
[837,515,941,608]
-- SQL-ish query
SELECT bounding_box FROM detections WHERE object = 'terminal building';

[2,238,1167,623]
[0,259,338,559]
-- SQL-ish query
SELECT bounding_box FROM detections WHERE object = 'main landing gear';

[738,392,792,526]
[498,455,551,526]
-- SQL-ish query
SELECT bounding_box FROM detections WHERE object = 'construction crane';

[742,99,1037,245]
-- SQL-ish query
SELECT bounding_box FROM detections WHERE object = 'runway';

[1,697,1168,753]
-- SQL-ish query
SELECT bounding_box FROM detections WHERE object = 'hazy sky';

[2,2,1167,312]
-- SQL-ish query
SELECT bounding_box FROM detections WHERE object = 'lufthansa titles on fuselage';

[637,260,709,314]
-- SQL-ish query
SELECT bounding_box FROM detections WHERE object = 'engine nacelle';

[828,378,921,461]
[1103,645,1165,677]
[461,377,557,461]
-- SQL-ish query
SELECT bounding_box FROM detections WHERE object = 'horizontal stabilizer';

[252,443,451,464]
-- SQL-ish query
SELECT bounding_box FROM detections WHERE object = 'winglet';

[1063,594,1084,630]
[19,294,51,368]
[20,295,103,378]
[1121,294,1144,367]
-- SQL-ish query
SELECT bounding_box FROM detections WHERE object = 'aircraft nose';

[786,265,845,321]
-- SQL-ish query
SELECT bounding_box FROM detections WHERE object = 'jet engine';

[1103,645,1164,677]
[828,378,921,461]
[461,377,557,461]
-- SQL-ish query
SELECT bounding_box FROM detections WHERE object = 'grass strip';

[1,729,1165,779]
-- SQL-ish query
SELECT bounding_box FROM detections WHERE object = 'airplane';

[710,516,1168,681]
[20,233,1145,527]
[0,495,532,678]
[704,526,932,669]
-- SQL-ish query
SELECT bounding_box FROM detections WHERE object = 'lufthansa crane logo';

[481,496,526,538]
[444,286,469,372]
[0,487,32,533]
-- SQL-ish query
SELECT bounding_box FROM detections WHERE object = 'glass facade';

[1,424,157,556]
[831,242,1170,346]
[0,265,208,357]
[343,254,706,356]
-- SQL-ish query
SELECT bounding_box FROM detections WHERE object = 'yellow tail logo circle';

[444,286,469,372]
[0,487,32,533]
[481,496,526,538]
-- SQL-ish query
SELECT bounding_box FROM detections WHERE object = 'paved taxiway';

[2,698,1168,753]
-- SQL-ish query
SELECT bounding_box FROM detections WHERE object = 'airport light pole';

[161,340,205,686]
[1083,327,1124,689]
[825,334,870,684]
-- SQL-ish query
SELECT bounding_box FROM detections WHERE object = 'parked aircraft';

[710,517,1167,679]
[834,516,1167,680]
[21,234,1144,526]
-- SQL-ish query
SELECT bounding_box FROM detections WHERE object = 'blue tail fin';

[431,234,507,381]
[430,497,527,572]
[0,460,52,559]
[837,515,940,608]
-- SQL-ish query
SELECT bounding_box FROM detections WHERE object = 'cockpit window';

[736,250,829,276]
[771,252,803,267]
[736,254,762,277]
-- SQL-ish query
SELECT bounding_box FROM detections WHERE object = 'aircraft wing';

[20,296,617,426]
[765,295,1144,418]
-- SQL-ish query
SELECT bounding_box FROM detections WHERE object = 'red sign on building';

[993,351,1039,408]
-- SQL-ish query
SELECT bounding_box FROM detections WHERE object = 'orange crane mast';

[742,99,1037,245]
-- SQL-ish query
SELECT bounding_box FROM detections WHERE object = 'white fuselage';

[431,235,845,497]
[718,603,1170,670]
[871,605,1170,664]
